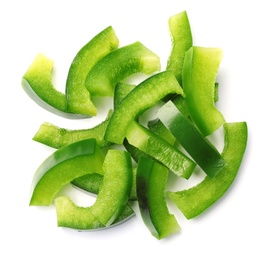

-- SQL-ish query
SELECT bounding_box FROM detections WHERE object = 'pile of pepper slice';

[22,11,248,239]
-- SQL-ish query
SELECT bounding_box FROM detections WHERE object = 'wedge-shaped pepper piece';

[137,156,181,239]
[29,139,105,206]
[182,46,225,136]
[167,122,248,219]
[55,149,134,229]
[126,121,196,179]
[66,26,119,116]
[85,41,161,96]
[158,101,226,177]
[166,10,193,84]
[105,71,184,144]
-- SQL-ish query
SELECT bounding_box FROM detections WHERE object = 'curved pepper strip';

[182,46,225,136]
[55,149,134,229]
[166,10,192,84]
[29,139,105,206]
[105,71,184,144]
[22,53,85,119]
[66,26,119,116]
[137,156,181,239]
[158,101,227,178]
[32,110,113,149]
[85,41,160,97]
[167,122,248,219]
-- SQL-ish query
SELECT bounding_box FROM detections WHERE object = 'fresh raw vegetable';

[30,139,105,206]
[32,110,113,149]
[126,120,196,179]
[137,156,181,239]
[85,41,161,96]
[104,70,184,144]
[65,26,119,116]
[55,149,133,229]
[167,122,248,219]
[23,10,247,239]
[166,10,193,84]
[182,46,225,136]
[157,101,227,177]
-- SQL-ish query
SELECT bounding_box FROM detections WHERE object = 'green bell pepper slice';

[126,120,196,179]
[85,41,160,97]
[65,26,119,116]
[29,138,105,206]
[137,156,180,239]
[105,71,184,145]
[182,46,225,136]
[32,110,113,149]
[22,53,81,118]
[158,101,226,177]
[167,122,248,219]
[166,10,193,84]
[55,149,134,229]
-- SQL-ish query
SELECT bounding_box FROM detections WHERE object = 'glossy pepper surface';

[167,122,248,219]
[30,139,105,206]
[158,101,226,177]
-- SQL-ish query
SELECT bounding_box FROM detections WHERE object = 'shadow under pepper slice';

[167,122,248,219]
[158,101,226,178]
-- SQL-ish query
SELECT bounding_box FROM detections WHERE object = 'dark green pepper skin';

[167,122,248,219]
[137,156,180,239]
[158,101,226,177]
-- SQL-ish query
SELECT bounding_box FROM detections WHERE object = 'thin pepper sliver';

[167,122,248,219]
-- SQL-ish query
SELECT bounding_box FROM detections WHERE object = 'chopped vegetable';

[66,26,119,116]
[137,156,181,239]
[182,46,225,136]
[22,53,79,118]
[32,110,113,149]
[167,122,248,219]
[85,41,161,96]
[23,10,248,238]
[104,71,184,144]
[158,101,227,177]
[30,139,105,206]
[55,149,133,229]
[126,120,196,179]
[166,10,193,84]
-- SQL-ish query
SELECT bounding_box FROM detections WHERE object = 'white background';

[1,0,270,259]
